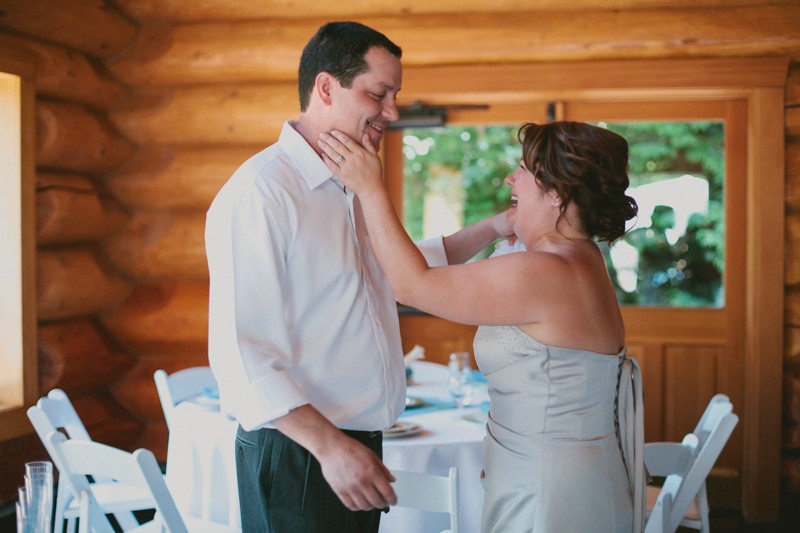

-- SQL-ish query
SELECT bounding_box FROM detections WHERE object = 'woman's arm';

[317,130,546,326]
[443,209,515,264]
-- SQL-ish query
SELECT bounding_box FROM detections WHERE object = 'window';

[401,125,519,259]
[602,120,724,308]
[0,46,37,440]
[0,70,25,409]
[396,119,725,307]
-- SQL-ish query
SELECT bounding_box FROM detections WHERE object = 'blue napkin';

[400,397,456,417]
[200,386,219,399]
[470,369,486,383]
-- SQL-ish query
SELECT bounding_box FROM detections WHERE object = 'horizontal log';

[0,0,137,59]
[788,141,800,213]
[37,247,132,320]
[783,456,800,494]
[784,371,800,450]
[789,65,800,107]
[787,289,800,327]
[37,101,136,175]
[103,210,208,281]
[68,390,143,452]
[0,33,132,110]
[38,319,135,393]
[114,353,213,424]
[101,282,209,356]
[0,433,49,502]
[37,172,128,245]
[107,6,800,87]
[133,422,169,462]
[111,56,789,146]
[105,145,258,210]
[113,0,794,22]
[789,106,800,139]
[110,83,293,144]
[788,326,800,366]
[787,210,800,286]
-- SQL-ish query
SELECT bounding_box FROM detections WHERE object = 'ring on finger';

[335,155,344,164]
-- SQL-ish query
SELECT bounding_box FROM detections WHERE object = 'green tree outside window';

[401,121,724,307]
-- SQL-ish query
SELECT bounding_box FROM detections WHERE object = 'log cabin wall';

[0,0,799,521]
[0,0,143,505]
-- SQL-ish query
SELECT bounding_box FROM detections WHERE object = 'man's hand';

[316,431,397,511]
[272,405,397,512]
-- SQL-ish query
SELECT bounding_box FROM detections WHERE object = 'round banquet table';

[164,361,487,533]
[380,361,487,533]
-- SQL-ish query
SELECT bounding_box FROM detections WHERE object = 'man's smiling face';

[330,46,401,150]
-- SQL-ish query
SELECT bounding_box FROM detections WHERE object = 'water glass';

[18,461,53,533]
[448,352,474,408]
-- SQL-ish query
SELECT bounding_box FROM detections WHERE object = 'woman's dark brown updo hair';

[518,121,638,243]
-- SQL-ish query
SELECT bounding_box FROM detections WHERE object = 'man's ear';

[315,72,334,106]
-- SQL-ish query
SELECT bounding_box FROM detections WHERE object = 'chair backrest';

[692,394,733,450]
[27,390,147,531]
[645,410,739,533]
[154,366,218,430]
[28,388,92,443]
[391,467,459,533]
[46,431,189,533]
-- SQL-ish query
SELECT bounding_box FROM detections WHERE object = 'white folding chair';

[391,467,459,533]
[46,431,240,533]
[154,367,217,430]
[27,389,149,532]
[644,395,739,533]
[155,366,241,528]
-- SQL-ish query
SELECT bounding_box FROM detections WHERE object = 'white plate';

[189,394,220,410]
[382,421,422,438]
[405,396,424,409]
[462,411,488,424]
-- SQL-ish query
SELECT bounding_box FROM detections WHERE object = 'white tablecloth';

[165,400,240,528]
[381,362,487,533]
[164,361,487,533]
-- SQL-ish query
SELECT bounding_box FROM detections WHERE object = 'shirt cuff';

[415,235,448,266]
[236,370,309,430]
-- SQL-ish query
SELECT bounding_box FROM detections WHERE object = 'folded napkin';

[399,397,456,418]
[404,344,425,365]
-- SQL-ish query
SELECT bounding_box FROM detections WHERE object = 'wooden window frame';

[0,44,38,441]
[386,57,788,521]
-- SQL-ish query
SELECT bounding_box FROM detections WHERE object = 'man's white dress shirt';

[206,121,447,432]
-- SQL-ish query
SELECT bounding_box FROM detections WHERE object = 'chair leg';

[54,480,71,533]
[697,483,711,533]
[78,492,90,533]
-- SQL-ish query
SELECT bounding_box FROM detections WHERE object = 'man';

[205,21,511,532]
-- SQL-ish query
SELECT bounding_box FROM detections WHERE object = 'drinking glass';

[448,352,474,409]
[17,486,34,533]
[22,461,53,533]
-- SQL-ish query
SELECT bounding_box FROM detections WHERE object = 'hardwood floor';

[707,492,800,533]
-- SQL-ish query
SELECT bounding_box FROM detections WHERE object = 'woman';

[319,121,645,532]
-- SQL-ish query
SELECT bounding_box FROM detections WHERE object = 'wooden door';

[386,57,786,519]
[563,100,747,497]
[391,97,747,503]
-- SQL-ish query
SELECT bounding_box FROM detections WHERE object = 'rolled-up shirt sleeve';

[415,235,448,266]
[225,187,308,426]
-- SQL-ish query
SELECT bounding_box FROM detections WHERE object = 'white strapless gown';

[474,325,645,533]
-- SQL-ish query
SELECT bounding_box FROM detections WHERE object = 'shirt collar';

[280,121,334,191]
